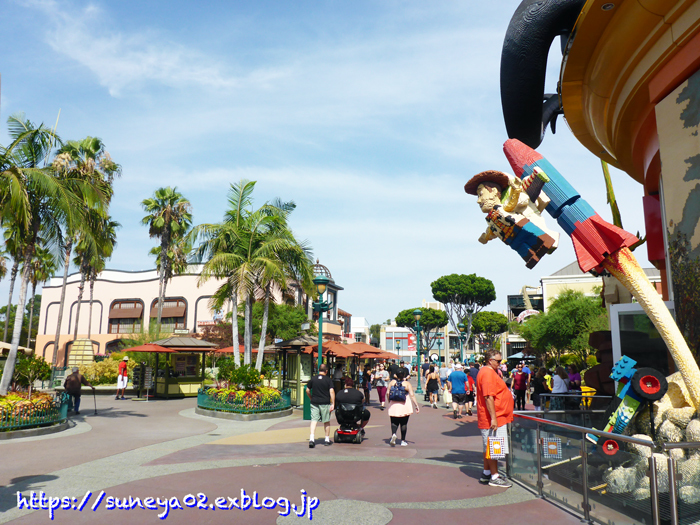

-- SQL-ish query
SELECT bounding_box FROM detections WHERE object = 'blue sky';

[0,0,652,326]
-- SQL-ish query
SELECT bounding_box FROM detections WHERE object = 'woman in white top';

[550,366,570,410]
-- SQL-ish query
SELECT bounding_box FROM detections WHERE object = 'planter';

[0,393,69,432]
[196,387,292,421]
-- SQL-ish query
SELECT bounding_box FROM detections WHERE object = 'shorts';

[465,392,474,403]
[117,375,128,389]
[440,378,448,388]
[481,425,509,455]
[452,393,467,405]
[427,388,439,395]
[310,404,331,423]
[361,409,371,422]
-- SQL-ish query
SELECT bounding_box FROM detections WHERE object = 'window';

[108,300,144,334]
[150,298,187,332]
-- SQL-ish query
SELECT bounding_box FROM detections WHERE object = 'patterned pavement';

[1,385,585,524]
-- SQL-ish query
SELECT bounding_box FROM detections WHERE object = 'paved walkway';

[1,385,584,524]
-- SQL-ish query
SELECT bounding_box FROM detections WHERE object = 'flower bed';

[0,391,68,431]
[198,386,291,414]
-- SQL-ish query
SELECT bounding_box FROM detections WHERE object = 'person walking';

[532,367,550,411]
[447,363,470,418]
[550,366,570,410]
[387,368,420,446]
[421,358,430,390]
[375,363,389,410]
[64,367,95,415]
[439,360,451,390]
[362,365,372,405]
[425,365,440,409]
[116,356,129,400]
[511,363,528,411]
[477,349,514,488]
[306,363,335,448]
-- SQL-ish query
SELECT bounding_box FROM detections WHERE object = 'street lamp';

[413,309,423,394]
[312,275,332,369]
[436,339,442,364]
[395,339,401,353]
[458,323,466,363]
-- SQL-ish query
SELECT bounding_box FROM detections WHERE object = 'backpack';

[388,381,407,402]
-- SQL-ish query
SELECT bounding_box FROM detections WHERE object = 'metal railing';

[198,388,291,414]
[508,412,700,525]
[0,392,69,431]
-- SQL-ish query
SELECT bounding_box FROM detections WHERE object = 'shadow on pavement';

[0,474,59,513]
[424,448,485,467]
[71,407,147,419]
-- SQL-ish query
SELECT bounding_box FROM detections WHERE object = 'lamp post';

[312,275,332,369]
[436,339,442,364]
[395,339,401,353]
[458,323,466,363]
[413,309,423,394]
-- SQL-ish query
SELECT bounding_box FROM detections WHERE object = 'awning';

[109,306,143,319]
[149,305,186,318]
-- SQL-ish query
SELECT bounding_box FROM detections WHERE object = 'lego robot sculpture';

[585,356,668,456]
[465,139,700,410]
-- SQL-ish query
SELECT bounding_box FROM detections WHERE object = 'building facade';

[38,261,345,366]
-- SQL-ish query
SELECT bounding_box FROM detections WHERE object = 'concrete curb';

[0,420,68,440]
[195,406,294,421]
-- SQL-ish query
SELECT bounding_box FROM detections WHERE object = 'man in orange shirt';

[476,349,514,488]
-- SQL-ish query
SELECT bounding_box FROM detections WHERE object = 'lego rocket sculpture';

[482,138,700,410]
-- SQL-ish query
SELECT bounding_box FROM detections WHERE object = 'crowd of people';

[305,350,522,489]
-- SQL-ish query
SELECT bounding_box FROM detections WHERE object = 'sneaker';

[309,440,315,448]
[380,406,385,411]
[390,434,397,447]
[433,403,437,409]
[467,409,473,416]
[324,439,332,446]
[75,411,80,415]
[488,476,513,488]
[453,410,458,419]
[478,474,491,485]
[360,429,366,436]
[400,441,408,446]
[115,396,119,400]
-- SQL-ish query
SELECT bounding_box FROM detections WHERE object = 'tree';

[369,324,381,344]
[192,180,314,369]
[519,289,608,368]
[13,353,51,399]
[25,247,57,348]
[52,136,119,363]
[72,214,120,340]
[141,187,192,334]
[471,311,509,350]
[0,116,106,395]
[431,274,496,353]
[2,230,24,343]
[395,307,448,353]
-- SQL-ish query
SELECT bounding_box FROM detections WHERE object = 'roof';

[338,308,352,317]
[151,336,217,349]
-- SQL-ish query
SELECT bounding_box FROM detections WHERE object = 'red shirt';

[476,365,514,430]
[118,361,128,377]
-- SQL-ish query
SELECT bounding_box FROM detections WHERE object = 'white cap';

[123,356,129,361]
[454,363,463,369]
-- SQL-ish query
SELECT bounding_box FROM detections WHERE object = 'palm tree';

[86,218,119,339]
[141,187,192,334]
[0,116,103,395]
[24,245,58,348]
[2,230,23,342]
[193,180,314,368]
[72,214,120,340]
[254,200,314,371]
[51,137,120,363]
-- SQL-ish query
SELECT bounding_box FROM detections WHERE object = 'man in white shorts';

[116,356,129,400]
[476,349,514,488]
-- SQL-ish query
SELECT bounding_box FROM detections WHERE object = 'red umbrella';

[303,341,356,358]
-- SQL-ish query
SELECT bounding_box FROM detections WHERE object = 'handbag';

[486,430,507,460]
[542,436,562,459]
[443,388,452,405]
[487,435,507,460]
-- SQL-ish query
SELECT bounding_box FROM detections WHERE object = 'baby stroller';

[334,403,365,444]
